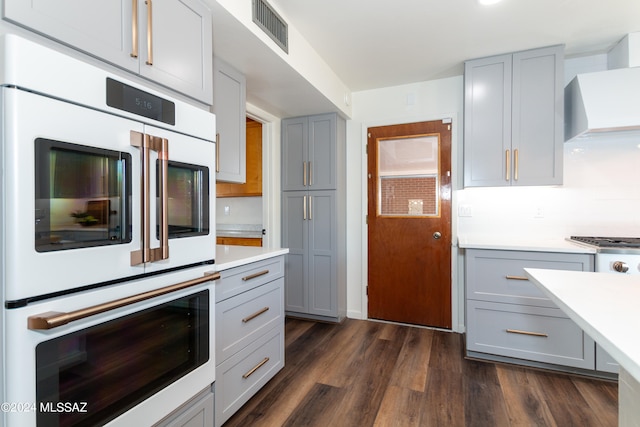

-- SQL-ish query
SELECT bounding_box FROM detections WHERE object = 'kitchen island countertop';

[458,235,597,254]
[215,244,288,271]
[524,268,640,382]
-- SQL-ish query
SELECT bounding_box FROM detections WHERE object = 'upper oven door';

[4,87,144,301]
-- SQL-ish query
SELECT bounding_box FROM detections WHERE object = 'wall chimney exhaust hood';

[565,33,640,142]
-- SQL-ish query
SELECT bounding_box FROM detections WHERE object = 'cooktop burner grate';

[570,236,640,248]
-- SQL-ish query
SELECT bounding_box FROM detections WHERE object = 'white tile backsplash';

[457,133,640,240]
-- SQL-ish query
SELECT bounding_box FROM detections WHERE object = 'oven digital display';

[106,78,175,125]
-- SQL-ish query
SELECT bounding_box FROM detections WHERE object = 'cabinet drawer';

[466,300,595,369]
[215,326,284,427]
[466,249,593,307]
[216,278,283,363]
[215,256,284,302]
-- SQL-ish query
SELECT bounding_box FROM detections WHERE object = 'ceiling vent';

[252,0,288,53]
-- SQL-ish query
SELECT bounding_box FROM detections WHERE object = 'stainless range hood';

[565,33,640,142]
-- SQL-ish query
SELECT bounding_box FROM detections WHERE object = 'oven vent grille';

[252,0,288,53]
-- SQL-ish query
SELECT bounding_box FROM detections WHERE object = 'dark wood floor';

[223,318,618,427]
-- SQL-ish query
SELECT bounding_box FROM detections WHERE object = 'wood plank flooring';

[223,318,618,427]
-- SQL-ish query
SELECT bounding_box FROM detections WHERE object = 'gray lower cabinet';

[213,57,246,183]
[154,387,214,427]
[214,256,285,427]
[463,45,563,187]
[3,0,213,104]
[281,114,346,323]
[465,249,601,372]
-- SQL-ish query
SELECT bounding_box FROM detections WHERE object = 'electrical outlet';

[458,204,473,217]
[224,205,231,216]
[534,206,544,218]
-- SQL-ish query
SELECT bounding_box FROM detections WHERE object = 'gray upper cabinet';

[281,113,346,323]
[282,114,337,191]
[464,45,563,187]
[213,57,246,183]
[3,0,213,104]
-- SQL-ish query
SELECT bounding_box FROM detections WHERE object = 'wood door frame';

[359,115,462,331]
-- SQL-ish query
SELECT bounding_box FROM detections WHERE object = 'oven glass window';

[160,160,210,239]
[34,138,132,252]
[35,290,209,427]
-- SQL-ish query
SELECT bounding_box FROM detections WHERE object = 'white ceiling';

[271,0,640,91]
[211,0,640,117]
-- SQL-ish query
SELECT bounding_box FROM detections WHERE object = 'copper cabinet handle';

[514,148,519,181]
[242,307,270,323]
[505,275,528,281]
[27,271,220,330]
[309,195,312,220]
[308,161,312,186]
[145,0,153,65]
[131,0,139,58]
[303,161,307,186]
[505,149,510,181]
[242,357,270,379]
[303,195,307,220]
[216,133,220,173]
[242,270,269,281]
[506,329,548,338]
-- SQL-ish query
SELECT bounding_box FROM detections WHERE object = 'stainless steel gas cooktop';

[570,236,640,249]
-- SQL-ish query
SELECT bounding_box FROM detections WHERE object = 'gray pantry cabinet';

[213,57,247,183]
[3,0,213,104]
[463,45,563,187]
[214,256,285,426]
[465,249,616,377]
[281,114,347,322]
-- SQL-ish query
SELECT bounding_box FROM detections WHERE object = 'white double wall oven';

[1,35,217,426]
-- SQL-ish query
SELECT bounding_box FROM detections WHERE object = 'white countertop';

[458,235,597,254]
[215,245,288,271]
[524,268,640,382]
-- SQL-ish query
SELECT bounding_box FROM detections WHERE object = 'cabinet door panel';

[282,192,308,313]
[512,46,563,186]
[3,0,136,72]
[308,114,337,190]
[464,54,512,187]
[139,0,212,104]
[308,192,336,316]
[213,58,246,183]
[281,118,307,191]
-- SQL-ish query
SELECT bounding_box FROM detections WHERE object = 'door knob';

[433,232,442,240]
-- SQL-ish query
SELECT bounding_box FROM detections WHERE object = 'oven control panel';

[597,253,640,274]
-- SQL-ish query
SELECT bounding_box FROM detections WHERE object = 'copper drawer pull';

[28,271,220,330]
[242,357,270,379]
[242,307,269,323]
[505,275,528,281]
[506,329,548,338]
[242,270,269,281]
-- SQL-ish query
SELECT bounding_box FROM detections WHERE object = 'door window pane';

[377,135,439,216]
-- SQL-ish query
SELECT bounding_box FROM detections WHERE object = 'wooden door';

[367,120,452,328]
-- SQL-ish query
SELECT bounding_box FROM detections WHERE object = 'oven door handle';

[27,271,220,330]
[130,131,169,265]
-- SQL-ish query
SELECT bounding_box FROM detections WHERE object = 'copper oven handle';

[131,0,139,58]
[242,270,269,281]
[27,271,220,330]
[147,135,169,262]
[242,357,270,379]
[145,0,153,65]
[130,131,150,266]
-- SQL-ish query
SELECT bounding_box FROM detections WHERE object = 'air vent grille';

[252,0,288,53]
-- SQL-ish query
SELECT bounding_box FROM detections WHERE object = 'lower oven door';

[3,265,217,427]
